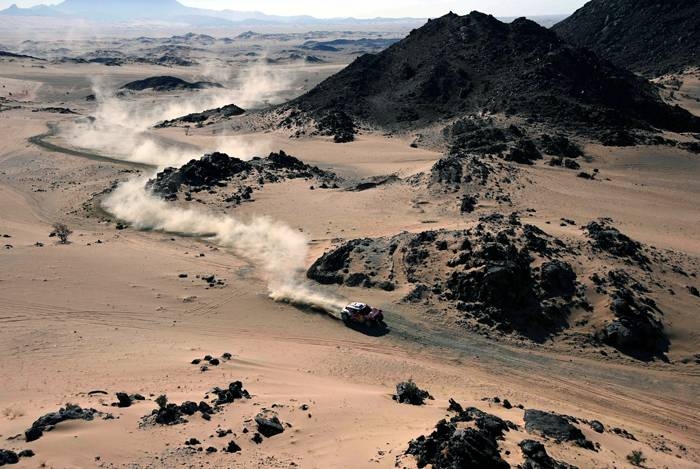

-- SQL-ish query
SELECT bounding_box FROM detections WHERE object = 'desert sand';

[1,31,699,469]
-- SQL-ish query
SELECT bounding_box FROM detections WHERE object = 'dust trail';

[103,179,346,314]
[63,62,296,168]
[68,62,347,313]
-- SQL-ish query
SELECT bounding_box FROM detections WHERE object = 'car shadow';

[343,321,390,337]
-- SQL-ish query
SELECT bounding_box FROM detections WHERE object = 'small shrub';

[51,222,73,244]
[627,450,646,467]
[394,379,432,405]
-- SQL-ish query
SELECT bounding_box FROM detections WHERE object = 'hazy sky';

[0,1,588,18]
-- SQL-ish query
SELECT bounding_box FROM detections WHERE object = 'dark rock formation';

[116,392,132,408]
[157,103,245,127]
[147,150,338,201]
[524,410,594,450]
[316,110,356,143]
[598,287,668,361]
[585,220,649,266]
[289,11,700,135]
[223,440,241,453]
[540,134,583,158]
[520,439,578,469]
[212,381,251,405]
[254,410,285,437]
[25,404,102,442]
[0,450,19,465]
[406,403,512,469]
[553,0,700,75]
[148,152,250,197]
[120,76,222,92]
[144,383,249,426]
[589,420,605,433]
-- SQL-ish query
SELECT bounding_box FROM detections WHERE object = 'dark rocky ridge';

[120,76,222,92]
[307,216,672,360]
[147,151,339,202]
[24,404,106,442]
[406,401,515,469]
[287,11,700,137]
[157,104,245,127]
[552,0,700,76]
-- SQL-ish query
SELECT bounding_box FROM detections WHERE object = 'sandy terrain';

[1,45,699,469]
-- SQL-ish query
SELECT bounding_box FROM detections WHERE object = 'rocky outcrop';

[147,150,339,201]
[553,0,700,76]
[524,410,594,450]
[585,220,649,267]
[25,404,104,442]
[254,410,285,437]
[157,104,245,127]
[120,76,222,92]
[406,401,512,469]
[520,439,578,469]
[307,215,675,360]
[288,11,700,135]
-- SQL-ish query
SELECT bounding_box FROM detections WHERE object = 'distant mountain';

[0,3,63,16]
[553,0,700,76]
[0,0,425,27]
[289,12,700,134]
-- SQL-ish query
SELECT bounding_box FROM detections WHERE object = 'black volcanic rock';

[120,76,222,92]
[254,410,285,437]
[157,103,245,127]
[406,405,511,469]
[147,150,338,200]
[289,11,700,135]
[0,449,19,465]
[25,404,101,442]
[520,439,578,469]
[585,220,649,266]
[553,0,700,76]
[524,410,594,449]
[148,152,250,197]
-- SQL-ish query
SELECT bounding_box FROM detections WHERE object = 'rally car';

[340,302,385,328]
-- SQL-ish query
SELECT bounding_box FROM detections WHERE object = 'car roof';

[348,302,367,309]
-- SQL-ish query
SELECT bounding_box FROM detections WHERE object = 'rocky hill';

[119,76,222,92]
[307,215,687,361]
[553,0,700,76]
[287,11,700,138]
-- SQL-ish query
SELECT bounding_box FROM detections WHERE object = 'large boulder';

[406,418,510,469]
[254,410,285,437]
[25,404,100,442]
[524,410,593,449]
[520,439,578,469]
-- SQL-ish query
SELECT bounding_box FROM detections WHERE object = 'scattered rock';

[212,381,251,405]
[589,421,605,433]
[585,220,649,266]
[223,441,241,453]
[115,392,132,408]
[254,410,285,437]
[0,450,19,465]
[524,410,594,450]
[520,439,578,469]
[25,404,104,442]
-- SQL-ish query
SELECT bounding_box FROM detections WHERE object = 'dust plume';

[103,179,346,314]
[78,63,346,314]
[63,61,296,168]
